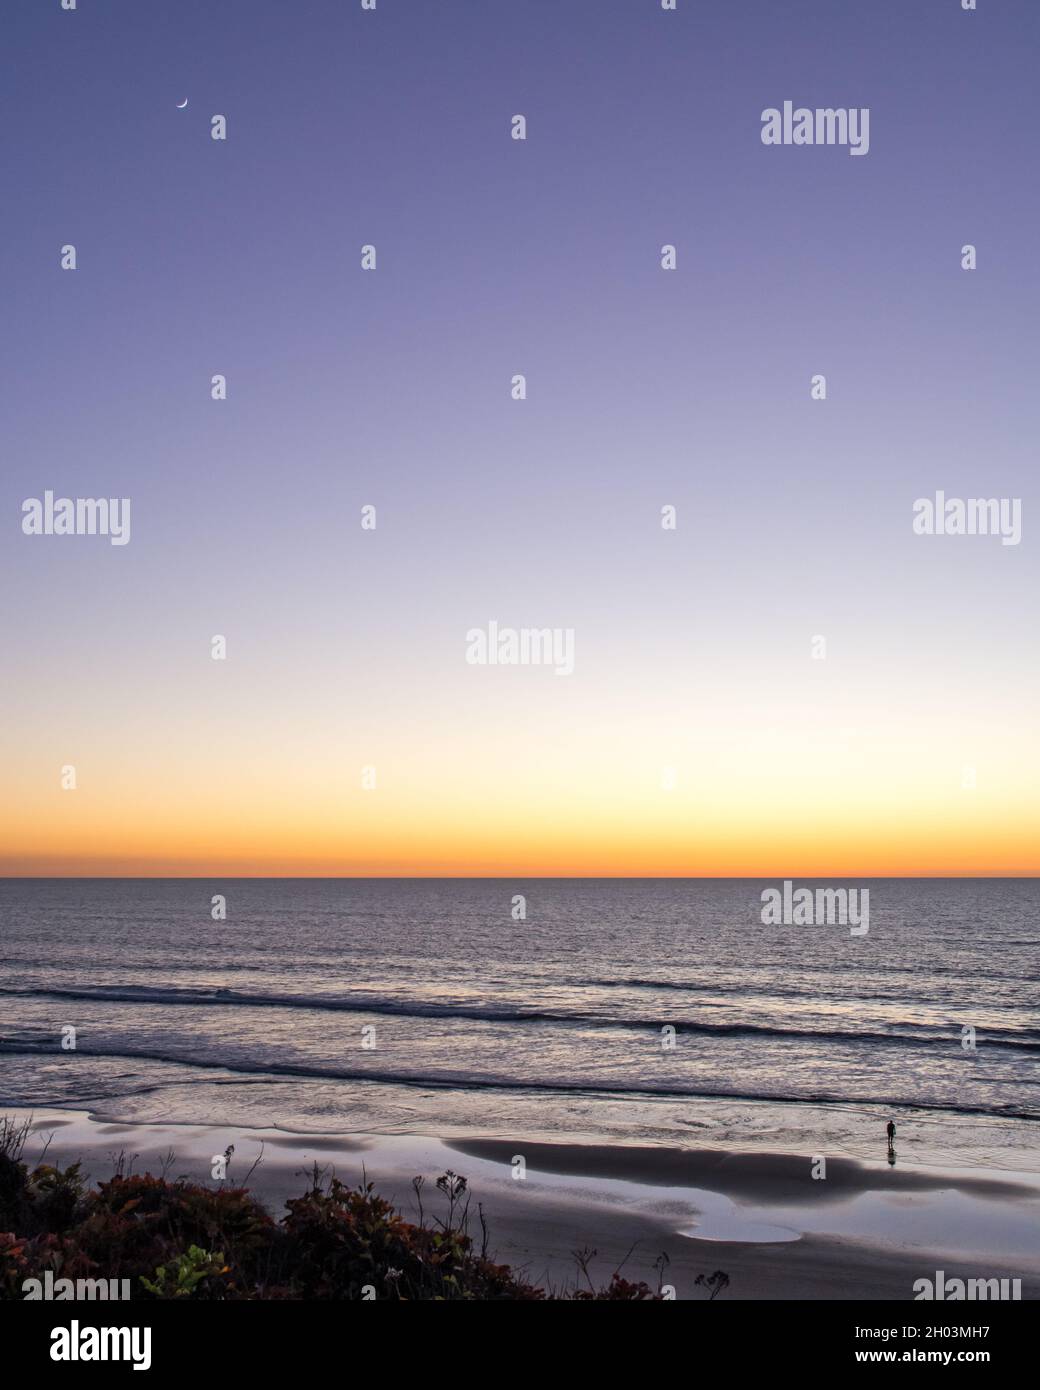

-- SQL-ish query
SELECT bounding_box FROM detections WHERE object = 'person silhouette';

[886,1120,896,1143]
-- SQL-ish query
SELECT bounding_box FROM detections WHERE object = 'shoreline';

[7,1106,1039,1300]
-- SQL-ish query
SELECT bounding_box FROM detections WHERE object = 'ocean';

[2,878,1037,1170]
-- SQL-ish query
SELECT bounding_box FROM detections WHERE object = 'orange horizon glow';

[5,653,1037,880]
[4,797,1038,878]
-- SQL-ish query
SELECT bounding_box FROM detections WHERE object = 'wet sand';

[9,1108,1040,1300]
[449,1137,1039,1204]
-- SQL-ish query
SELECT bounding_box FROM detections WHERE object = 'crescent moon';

[176,98,188,109]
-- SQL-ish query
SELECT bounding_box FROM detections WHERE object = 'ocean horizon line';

[3,872,1040,880]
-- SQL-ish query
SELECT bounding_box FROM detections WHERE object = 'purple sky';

[3,0,1037,873]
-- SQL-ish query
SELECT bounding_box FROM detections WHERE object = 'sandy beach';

[10,1107,1039,1301]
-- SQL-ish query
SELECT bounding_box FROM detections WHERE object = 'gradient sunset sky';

[3,0,1037,876]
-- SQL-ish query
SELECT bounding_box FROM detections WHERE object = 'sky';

[2,0,1037,876]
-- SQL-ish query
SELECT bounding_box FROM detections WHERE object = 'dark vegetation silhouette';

[0,1118,725,1301]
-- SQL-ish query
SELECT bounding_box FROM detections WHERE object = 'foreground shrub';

[0,1140,724,1301]
[279,1175,543,1300]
